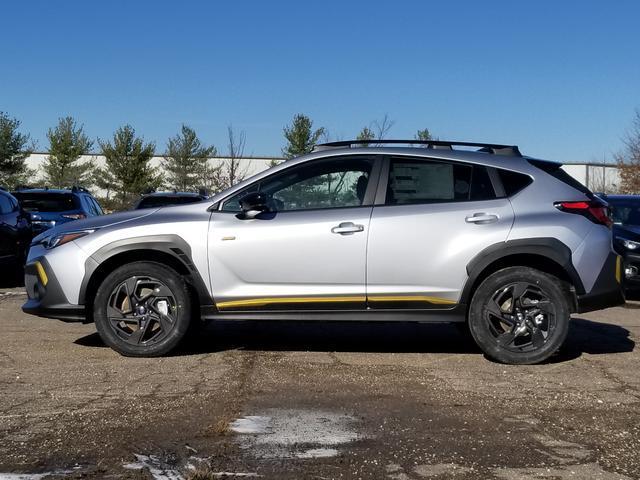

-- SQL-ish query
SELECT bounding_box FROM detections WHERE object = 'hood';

[32,208,159,242]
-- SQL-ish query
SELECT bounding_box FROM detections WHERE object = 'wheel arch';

[460,238,584,313]
[79,235,212,320]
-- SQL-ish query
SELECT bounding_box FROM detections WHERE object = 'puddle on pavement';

[229,408,363,459]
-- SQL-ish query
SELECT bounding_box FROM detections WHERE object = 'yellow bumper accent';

[35,261,48,286]
[616,255,622,284]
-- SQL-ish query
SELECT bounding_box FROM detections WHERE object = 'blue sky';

[1,0,638,162]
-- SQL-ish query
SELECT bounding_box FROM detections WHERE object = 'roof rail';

[71,185,91,193]
[315,139,522,157]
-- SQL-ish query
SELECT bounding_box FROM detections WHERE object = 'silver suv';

[22,140,625,364]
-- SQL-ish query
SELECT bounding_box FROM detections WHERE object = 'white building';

[24,153,623,196]
[561,162,621,194]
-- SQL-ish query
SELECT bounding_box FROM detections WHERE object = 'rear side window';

[13,193,78,212]
[527,159,591,195]
[496,169,533,197]
[385,158,496,205]
[91,198,104,215]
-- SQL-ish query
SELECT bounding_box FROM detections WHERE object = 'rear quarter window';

[496,169,533,197]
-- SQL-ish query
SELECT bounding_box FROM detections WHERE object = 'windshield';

[14,192,78,212]
[136,195,204,209]
[608,198,640,226]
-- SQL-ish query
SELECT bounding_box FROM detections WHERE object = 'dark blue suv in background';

[0,188,31,269]
[600,194,640,295]
[12,186,104,236]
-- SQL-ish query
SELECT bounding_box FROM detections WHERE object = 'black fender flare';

[460,238,584,306]
[78,234,212,307]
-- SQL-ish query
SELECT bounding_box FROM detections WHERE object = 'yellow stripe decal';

[35,261,48,286]
[216,294,456,309]
[368,295,457,305]
[616,256,622,284]
[216,296,366,309]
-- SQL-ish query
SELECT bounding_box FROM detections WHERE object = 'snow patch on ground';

[230,409,363,459]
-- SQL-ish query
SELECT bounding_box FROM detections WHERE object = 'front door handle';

[331,222,364,235]
[465,213,499,224]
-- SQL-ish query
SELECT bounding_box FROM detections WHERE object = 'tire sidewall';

[94,262,192,357]
[468,267,570,365]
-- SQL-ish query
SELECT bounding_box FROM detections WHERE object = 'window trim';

[217,154,383,214]
[376,155,499,207]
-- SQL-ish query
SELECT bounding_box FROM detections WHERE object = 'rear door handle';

[465,213,499,224]
[331,222,364,235]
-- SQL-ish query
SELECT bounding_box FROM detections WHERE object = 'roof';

[600,194,640,200]
[13,188,90,195]
[141,191,206,198]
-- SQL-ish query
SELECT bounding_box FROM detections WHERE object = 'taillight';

[62,213,86,220]
[554,200,612,228]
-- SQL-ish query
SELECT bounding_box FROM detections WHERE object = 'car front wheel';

[468,267,570,365]
[94,262,192,357]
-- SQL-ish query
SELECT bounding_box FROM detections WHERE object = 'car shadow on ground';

[75,317,635,363]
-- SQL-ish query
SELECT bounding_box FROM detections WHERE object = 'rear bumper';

[575,253,625,313]
[22,257,87,322]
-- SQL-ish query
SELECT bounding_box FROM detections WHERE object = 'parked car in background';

[0,188,31,268]
[22,139,624,364]
[133,191,209,210]
[12,187,103,236]
[599,194,640,294]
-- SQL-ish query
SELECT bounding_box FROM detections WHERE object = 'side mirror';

[239,192,269,219]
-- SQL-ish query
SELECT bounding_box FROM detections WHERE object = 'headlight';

[42,230,95,249]
[616,236,640,251]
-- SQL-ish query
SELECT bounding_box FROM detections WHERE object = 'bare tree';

[616,109,640,194]
[372,114,395,140]
[208,125,250,191]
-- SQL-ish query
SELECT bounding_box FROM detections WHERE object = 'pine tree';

[282,114,325,159]
[43,116,94,188]
[0,112,33,188]
[356,126,375,146]
[162,125,216,191]
[415,128,433,141]
[96,125,162,209]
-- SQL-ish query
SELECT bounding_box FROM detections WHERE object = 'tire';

[94,261,192,357]
[468,267,570,365]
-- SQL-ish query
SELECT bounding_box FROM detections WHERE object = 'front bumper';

[575,252,626,313]
[22,257,86,322]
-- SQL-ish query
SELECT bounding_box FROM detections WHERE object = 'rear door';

[366,156,514,308]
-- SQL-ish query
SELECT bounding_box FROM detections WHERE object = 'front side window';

[222,157,374,212]
[385,158,496,205]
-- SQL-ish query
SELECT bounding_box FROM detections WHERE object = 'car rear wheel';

[468,267,570,365]
[94,262,192,357]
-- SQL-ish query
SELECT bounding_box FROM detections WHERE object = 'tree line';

[3,109,639,208]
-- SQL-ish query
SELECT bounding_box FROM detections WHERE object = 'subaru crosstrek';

[22,140,625,364]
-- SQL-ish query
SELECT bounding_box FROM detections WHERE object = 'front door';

[209,155,379,311]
